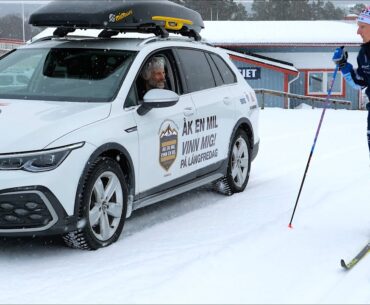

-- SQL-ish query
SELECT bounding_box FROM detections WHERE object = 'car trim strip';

[133,172,223,211]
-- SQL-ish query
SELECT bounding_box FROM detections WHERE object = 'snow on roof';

[226,49,298,73]
[202,21,362,45]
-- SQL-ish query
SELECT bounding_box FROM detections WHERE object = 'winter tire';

[218,129,251,195]
[63,157,128,250]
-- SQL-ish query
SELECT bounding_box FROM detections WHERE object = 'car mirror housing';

[137,89,179,116]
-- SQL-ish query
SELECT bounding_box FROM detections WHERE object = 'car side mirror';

[137,89,179,116]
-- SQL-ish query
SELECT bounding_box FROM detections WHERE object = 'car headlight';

[0,142,85,172]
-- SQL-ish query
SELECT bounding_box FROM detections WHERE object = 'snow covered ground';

[0,107,369,304]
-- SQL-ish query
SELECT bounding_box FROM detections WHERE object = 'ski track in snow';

[0,108,369,304]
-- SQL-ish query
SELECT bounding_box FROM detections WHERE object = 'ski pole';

[288,64,340,228]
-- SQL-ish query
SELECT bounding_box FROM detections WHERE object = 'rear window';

[210,53,236,85]
[0,48,136,102]
[205,52,223,87]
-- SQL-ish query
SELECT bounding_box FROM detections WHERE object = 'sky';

[0,106,369,304]
[0,1,43,17]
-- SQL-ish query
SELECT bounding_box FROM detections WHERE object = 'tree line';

[0,1,368,40]
[0,14,41,41]
[171,0,367,21]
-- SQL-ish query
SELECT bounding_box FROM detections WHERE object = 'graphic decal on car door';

[180,115,219,169]
[159,120,178,171]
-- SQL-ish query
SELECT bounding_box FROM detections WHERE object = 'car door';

[208,52,241,116]
[175,48,236,175]
[129,50,198,196]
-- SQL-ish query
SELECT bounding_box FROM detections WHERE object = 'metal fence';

[255,88,352,110]
[0,39,24,54]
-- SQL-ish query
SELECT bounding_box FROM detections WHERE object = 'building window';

[307,71,343,95]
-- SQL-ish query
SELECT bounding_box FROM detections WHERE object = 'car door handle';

[223,97,232,105]
[183,107,195,117]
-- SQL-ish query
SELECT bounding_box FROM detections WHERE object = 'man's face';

[357,21,370,43]
[148,67,166,89]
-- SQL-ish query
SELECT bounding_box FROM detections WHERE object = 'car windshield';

[0,48,136,103]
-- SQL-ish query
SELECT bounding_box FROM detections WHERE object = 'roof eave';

[214,42,362,48]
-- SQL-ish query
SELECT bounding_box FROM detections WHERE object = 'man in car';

[138,56,167,100]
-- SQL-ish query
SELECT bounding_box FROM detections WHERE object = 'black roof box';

[29,0,204,40]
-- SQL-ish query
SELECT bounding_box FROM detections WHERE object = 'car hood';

[0,99,111,153]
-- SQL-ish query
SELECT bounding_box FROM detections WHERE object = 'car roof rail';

[30,35,55,43]
[138,35,198,46]
[30,34,99,44]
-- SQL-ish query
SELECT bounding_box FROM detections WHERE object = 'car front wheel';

[215,129,251,195]
[63,157,128,250]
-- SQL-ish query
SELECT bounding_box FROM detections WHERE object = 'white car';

[0,0,259,249]
[0,72,31,89]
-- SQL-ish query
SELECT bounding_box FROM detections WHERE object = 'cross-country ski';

[341,243,370,270]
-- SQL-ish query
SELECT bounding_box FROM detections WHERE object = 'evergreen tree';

[287,0,312,20]
[251,0,274,20]
[252,0,311,20]
[0,14,41,41]
[310,0,324,20]
[320,1,345,20]
[251,0,345,20]
[310,1,345,20]
[0,15,24,40]
[170,0,248,20]
[350,3,367,15]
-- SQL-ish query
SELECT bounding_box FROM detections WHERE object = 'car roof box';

[29,0,204,40]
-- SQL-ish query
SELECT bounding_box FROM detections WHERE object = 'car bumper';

[0,186,78,236]
[0,142,96,236]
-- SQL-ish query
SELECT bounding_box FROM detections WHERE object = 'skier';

[332,7,370,160]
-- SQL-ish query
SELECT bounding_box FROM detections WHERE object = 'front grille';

[0,192,54,229]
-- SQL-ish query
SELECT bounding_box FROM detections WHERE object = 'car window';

[0,48,136,103]
[136,55,168,101]
[125,84,138,108]
[176,48,215,93]
[129,50,180,107]
[210,53,237,85]
[205,52,223,87]
[16,74,30,84]
[0,75,13,86]
[0,52,41,89]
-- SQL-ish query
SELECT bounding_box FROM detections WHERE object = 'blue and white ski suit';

[343,42,370,156]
